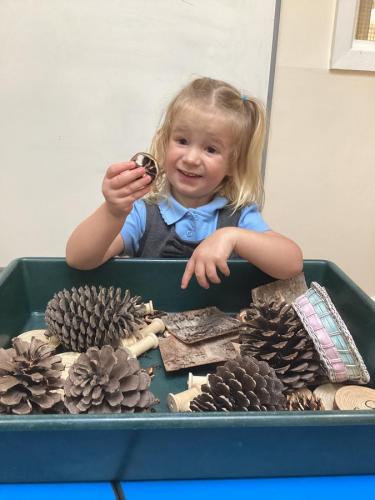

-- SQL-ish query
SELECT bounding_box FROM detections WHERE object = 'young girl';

[66,77,303,289]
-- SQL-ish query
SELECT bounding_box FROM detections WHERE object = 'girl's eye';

[206,146,217,154]
[176,137,188,145]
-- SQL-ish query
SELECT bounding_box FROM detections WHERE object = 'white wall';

[264,0,375,297]
[0,0,276,267]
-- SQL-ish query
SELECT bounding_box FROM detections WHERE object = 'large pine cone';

[45,286,149,352]
[0,338,64,415]
[190,356,285,412]
[64,345,158,414]
[239,300,324,392]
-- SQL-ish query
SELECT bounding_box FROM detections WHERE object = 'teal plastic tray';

[0,258,374,482]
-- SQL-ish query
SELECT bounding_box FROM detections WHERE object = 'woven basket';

[292,282,370,385]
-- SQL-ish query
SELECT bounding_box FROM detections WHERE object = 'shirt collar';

[159,195,228,225]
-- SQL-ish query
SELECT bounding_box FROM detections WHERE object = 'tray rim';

[0,410,375,431]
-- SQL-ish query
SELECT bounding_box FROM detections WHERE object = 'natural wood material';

[187,373,209,389]
[121,318,165,347]
[59,352,81,380]
[313,383,344,410]
[17,329,60,348]
[251,272,308,305]
[190,356,285,412]
[127,333,159,358]
[64,345,157,414]
[0,338,64,414]
[334,385,375,410]
[45,286,151,352]
[163,307,241,344]
[159,333,239,372]
[285,392,325,411]
[168,387,201,412]
[239,299,323,392]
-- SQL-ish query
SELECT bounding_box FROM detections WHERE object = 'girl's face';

[164,107,233,208]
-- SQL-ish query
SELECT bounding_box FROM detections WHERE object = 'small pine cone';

[0,338,64,415]
[45,286,149,352]
[286,393,325,411]
[190,356,285,412]
[239,299,324,393]
[64,345,158,414]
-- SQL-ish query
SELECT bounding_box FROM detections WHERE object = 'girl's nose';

[184,146,200,165]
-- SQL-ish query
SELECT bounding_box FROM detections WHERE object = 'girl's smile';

[164,107,233,208]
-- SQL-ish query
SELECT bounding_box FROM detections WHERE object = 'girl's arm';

[66,161,152,270]
[232,228,303,278]
[65,202,126,270]
[181,227,303,289]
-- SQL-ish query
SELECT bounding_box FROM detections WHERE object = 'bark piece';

[251,272,308,305]
[163,307,242,344]
[159,333,239,372]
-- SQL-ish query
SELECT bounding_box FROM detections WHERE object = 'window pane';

[355,0,375,41]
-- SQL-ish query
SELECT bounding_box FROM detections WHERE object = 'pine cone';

[286,393,325,411]
[190,356,285,412]
[239,299,324,392]
[45,286,150,352]
[64,345,158,414]
[0,338,64,415]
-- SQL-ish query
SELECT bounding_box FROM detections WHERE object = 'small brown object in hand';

[131,152,159,182]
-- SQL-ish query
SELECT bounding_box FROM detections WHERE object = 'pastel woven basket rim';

[292,282,370,385]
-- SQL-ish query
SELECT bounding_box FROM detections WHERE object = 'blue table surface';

[1,477,375,500]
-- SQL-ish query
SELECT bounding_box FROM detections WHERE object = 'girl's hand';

[181,228,237,289]
[102,161,152,218]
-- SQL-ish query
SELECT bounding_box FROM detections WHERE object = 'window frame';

[330,0,375,71]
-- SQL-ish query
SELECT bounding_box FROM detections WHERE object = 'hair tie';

[241,95,249,102]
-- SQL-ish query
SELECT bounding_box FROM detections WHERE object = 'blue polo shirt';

[120,195,270,255]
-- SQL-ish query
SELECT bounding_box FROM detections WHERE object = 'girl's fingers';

[112,174,152,196]
[116,184,152,205]
[205,262,221,284]
[216,260,230,278]
[106,161,136,179]
[109,167,147,190]
[181,258,195,289]
[194,261,210,289]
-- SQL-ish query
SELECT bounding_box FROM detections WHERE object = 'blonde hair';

[148,77,266,210]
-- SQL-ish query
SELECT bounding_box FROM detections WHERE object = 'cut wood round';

[313,383,344,410]
[334,385,375,411]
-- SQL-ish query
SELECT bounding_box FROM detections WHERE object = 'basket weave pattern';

[293,282,370,385]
